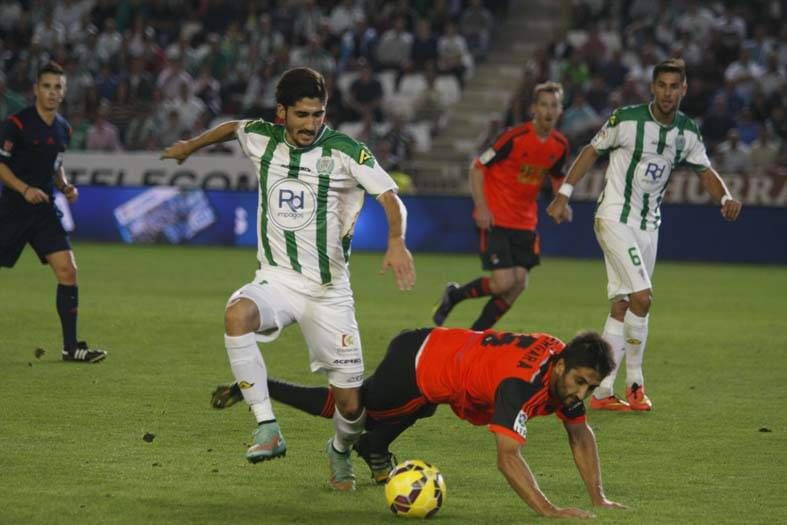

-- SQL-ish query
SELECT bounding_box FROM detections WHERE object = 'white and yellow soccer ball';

[384,459,446,519]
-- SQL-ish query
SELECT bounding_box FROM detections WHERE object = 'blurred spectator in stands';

[87,100,122,151]
[745,23,777,65]
[749,125,780,176]
[380,0,419,31]
[157,49,193,101]
[0,73,26,117]
[715,129,750,175]
[156,108,188,149]
[760,53,785,99]
[125,103,157,151]
[242,61,278,121]
[681,76,712,118]
[460,0,493,61]
[90,0,116,33]
[292,0,323,46]
[676,1,714,42]
[0,1,23,37]
[96,17,123,65]
[346,60,383,122]
[618,74,644,106]
[167,81,207,131]
[324,72,348,128]
[427,0,459,35]
[200,33,230,83]
[108,79,136,141]
[599,49,629,89]
[437,21,471,88]
[561,90,601,145]
[291,33,336,77]
[32,10,66,51]
[68,108,91,151]
[412,63,446,133]
[725,49,764,104]
[410,18,438,72]
[253,13,285,60]
[508,67,536,127]
[380,112,415,168]
[585,74,608,114]
[199,0,240,36]
[768,104,787,142]
[95,62,119,102]
[327,0,362,38]
[194,64,222,117]
[735,107,759,146]
[354,111,383,151]
[560,49,590,90]
[580,24,607,71]
[701,95,737,151]
[127,56,154,102]
[377,16,413,73]
[339,14,378,72]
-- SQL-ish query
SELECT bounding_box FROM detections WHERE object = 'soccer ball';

[384,459,446,519]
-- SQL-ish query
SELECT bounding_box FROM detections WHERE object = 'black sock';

[452,277,492,303]
[471,297,511,331]
[57,284,78,350]
[267,378,335,418]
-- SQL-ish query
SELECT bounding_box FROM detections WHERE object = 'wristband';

[720,195,731,206]
[558,183,574,199]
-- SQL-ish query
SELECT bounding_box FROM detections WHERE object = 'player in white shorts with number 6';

[547,59,742,411]
[162,67,416,490]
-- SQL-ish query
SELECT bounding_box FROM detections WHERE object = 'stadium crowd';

[0,0,784,183]
[0,0,505,176]
[506,0,786,176]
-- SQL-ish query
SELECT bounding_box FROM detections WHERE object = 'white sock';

[225,333,275,423]
[332,408,366,453]
[595,316,625,399]
[623,309,649,387]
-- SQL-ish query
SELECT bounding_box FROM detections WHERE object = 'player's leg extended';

[224,294,286,462]
[591,299,630,410]
[624,288,652,410]
[471,267,518,330]
[211,378,337,415]
[46,249,106,363]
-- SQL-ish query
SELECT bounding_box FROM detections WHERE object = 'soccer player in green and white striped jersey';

[547,59,742,412]
[162,67,416,490]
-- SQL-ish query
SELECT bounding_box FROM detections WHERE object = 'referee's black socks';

[56,284,78,350]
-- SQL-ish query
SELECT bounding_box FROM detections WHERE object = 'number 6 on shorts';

[628,247,642,266]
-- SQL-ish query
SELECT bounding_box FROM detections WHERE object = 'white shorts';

[226,267,364,388]
[594,218,658,300]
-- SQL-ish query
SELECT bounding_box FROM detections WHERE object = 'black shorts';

[479,226,540,271]
[363,328,437,422]
[0,203,71,268]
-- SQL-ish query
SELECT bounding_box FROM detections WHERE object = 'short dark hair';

[37,61,65,81]
[652,58,686,83]
[275,67,327,108]
[533,81,564,104]
[560,331,614,379]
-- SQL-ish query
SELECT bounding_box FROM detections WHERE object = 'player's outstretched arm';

[564,421,627,510]
[494,432,595,519]
[547,145,599,224]
[160,120,241,164]
[697,167,742,221]
[377,189,415,291]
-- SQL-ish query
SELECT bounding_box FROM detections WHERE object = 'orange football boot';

[626,383,653,411]
[589,394,632,411]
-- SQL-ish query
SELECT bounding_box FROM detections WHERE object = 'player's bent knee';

[224,297,261,335]
[629,291,652,315]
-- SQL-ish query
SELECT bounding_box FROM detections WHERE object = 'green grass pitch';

[1,243,785,524]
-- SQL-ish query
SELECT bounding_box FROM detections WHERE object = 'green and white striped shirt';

[591,103,711,231]
[236,119,397,286]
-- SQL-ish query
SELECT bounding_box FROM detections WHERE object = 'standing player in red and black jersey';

[211,328,626,518]
[433,82,572,330]
[0,62,106,363]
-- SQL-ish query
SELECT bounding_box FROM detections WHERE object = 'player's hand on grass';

[474,205,494,230]
[23,185,50,204]
[380,237,416,291]
[592,497,627,510]
[62,184,78,203]
[721,197,742,221]
[545,506,596,519]
[160,140,193,164]
[546,195,569,224]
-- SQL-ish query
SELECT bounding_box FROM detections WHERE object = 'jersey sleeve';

[347,142,398,197]
[0,116,23,165]
[589,111,620,154]
[473,132,514,169]
[681,132,712,172]
[488,378,540,445]
[235,119,258,158]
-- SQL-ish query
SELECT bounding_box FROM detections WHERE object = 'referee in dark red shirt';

[433,82,572,330]
[0,62,106,362]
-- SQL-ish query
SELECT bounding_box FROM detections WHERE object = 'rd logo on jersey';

[268,178,316,231]
[639,159,669,190]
